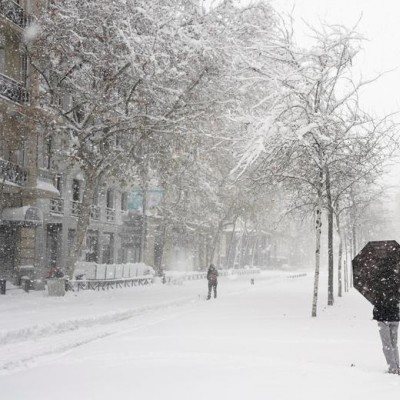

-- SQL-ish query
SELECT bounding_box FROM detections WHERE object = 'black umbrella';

[352,240,400,305]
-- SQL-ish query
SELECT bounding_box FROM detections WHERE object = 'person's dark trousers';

[378,321,400,373]
[207,282,217,299]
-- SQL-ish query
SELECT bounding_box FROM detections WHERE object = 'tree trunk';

[251,235,259,267]
[349,243,354,288]
[344,235,349,292]
[325,165,334,306]
[236,228,246,269]
[67,169,97,279]
[312,175,323,318]
[140,186,147,263]
[209,221,223,265]
[226,216,238,269]
[154,223,168,275]
[335,206,343,298]
[312,204,323,317]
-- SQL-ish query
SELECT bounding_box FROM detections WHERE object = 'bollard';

[0,279,6,294]
[251,278,254,285]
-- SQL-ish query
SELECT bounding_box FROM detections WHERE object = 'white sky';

[271,0,400,117]
[269,0,400,199]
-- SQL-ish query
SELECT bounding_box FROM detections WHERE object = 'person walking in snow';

[206,264,219,300]
[373,300,400,374]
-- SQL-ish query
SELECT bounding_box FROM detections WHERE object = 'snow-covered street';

[0,271,399,400]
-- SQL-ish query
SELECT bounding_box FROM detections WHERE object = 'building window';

[67,229,76,256]
[92,189,99,205]
[0,34,5,74]
[43,136,52,169]
[55,175,62,196]
[106,189,114,209]
[20,52,28,86]
[72,179,80,201]
[16,139,26,166]
[85,231,98,262]
[121,192,128,211]
[102,233,114,264]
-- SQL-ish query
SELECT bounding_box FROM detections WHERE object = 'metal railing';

[71,200,81,216]
[90,205,100,220]
[50,198,64,214]
[0,0,29,28]
[0,73,29,104]
[106,207,115,222]
[69,277,153,292]
[0,158,27,185]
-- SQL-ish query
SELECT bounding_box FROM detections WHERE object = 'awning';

[1,206,43,225]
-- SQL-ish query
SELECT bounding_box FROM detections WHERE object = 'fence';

[70,263,261,291]
[69,276,153,292]
[74,262,154,280]
[163,268,260,285]
[287,273,307,279]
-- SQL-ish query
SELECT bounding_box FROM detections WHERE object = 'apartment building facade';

[0,0,60,282]
[0,1,145,283]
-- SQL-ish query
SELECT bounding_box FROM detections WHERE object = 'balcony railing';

[0,158,27,185]
[0,73,29,104]
[106,207,116,222]
[71,200,81,216]
[90,205,100,220]
[0,0,29,28]
[50,198,64,214]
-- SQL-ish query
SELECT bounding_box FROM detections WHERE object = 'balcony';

[106,207,116,222]
[0,158,27,185]
[90,205,100,220]
[50,198,64,214]
[0,73,29,104]
[0,0,29,28]
[71,200,81,217]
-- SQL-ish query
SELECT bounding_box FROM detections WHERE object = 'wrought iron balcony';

[71,200,81,216]
[106,207,116,222]
[0,0,29,28]
[90,205,100,220]
[0,158,27,185]
[0,73,29,104]
[50,198,64,214]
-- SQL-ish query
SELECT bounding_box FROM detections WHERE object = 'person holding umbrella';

[352,241,400,374]
[373,298,400,374]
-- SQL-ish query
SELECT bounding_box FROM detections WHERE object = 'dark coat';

[373,302,400,322]
[207,267,218,284]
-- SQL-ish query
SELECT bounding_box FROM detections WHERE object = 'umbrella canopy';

[352,240,400,305]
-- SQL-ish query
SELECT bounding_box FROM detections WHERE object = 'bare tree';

[232,19,397,316]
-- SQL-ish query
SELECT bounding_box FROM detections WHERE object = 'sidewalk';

[0,270,290,344]
[0,269,392,400]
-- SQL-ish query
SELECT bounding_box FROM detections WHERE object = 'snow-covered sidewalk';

[0,270,399,400]
[0,270,283,345]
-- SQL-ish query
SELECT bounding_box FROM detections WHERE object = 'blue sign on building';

[128,188,163,211]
